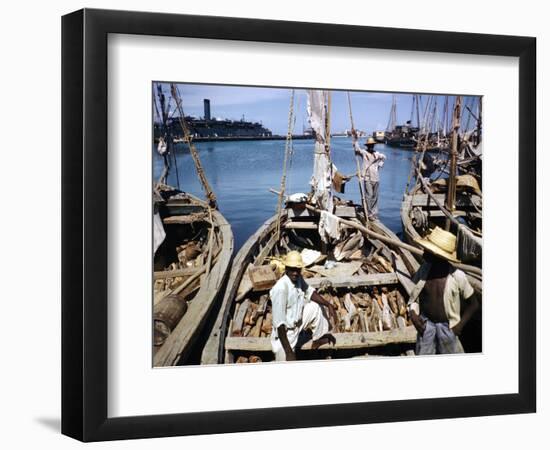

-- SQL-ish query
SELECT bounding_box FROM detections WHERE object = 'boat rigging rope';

[170,84,218,209]
[346,92,369,227]
[275,89,296,240]
[286,93,299,194]
[153,93,161,123]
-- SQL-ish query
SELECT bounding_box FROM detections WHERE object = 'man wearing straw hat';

[408,226,479,354]
[270,251,337,361]
[354,136,386,221]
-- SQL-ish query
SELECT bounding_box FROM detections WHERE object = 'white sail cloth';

[307,90,335,214]
[312,144,336,213]
[456,224,482,264]
[153,212,166,255]
[307,90,344,243]
[318,210,342,243]
[157,137,168,156]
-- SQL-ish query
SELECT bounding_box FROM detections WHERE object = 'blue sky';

[154,82,480,136]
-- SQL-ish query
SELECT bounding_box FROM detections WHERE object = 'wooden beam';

[231,299,250,337]
[306,272,399,288]
[411,193,481,209]
[284,222,318,229]
[154,266,199,280]
[253,230,280,266]
[285,221,354,230]
[225,326,417,351]
[425,210,473,218]
[163,214,208,225]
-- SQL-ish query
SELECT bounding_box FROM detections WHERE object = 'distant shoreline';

[170,135,314,143]
[158,134,351,144]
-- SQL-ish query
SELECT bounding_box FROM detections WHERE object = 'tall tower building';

[204,99,211,121]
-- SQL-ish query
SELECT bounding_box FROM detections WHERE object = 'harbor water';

[153,137,414,250]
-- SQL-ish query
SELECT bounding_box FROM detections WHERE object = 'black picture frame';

[62,8,536,442]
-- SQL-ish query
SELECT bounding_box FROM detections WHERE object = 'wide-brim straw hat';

[415,226,460,263]
[456,174,481,195]
[284,250,305,268]
[431,174,481,195]
[365,137,377,146]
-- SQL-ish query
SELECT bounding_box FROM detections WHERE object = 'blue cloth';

[415,315,464,355]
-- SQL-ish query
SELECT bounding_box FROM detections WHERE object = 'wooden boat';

[372,130,386,143]
[152,82,234,366]
[202,88,446,364]
[400,182,482,290]
[400,95,482,293]
[384,94,419,149]
[201,199,425,364]
[153,184,233,366]
[400,180,483,353]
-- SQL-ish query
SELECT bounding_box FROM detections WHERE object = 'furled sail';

[307,90,335,213]
[307,90,343,243]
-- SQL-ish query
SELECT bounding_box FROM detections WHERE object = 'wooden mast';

[347,92,369,223]
[325,91,332,151]
[445,96,462,231]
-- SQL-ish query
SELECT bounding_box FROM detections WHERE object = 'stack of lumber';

[230,285,409,340]
[324,287,409,333]
[230,294,273,338]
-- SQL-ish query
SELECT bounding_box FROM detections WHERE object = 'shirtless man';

[409,227,480,354]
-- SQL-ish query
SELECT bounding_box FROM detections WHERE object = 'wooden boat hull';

[202,206,423,365]
[153,190,233,366]
[400,191,482,293]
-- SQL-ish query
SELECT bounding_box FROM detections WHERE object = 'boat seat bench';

[225,327,417,351]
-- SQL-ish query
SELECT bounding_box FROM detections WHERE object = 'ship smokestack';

[204,99,211,121]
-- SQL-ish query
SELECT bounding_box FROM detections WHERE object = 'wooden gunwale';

[202,208,423,364]
[153,192,234,366]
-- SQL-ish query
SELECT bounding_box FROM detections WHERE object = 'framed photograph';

[62,8,536,441]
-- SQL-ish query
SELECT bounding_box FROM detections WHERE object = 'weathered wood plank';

[253,228,280,266]
[231,299,250,336]
[163,214,208,225]
[424,210,475,218]
[287,207,313,219]
[225,326,417,351]
[284,222,318,229]
[334,205,357,218]
[411,193,481,209]
[248,265,277,291]
[306,272,399,289]
[285,221,354,230]
[202,214,282,364]
[154,266,199,280]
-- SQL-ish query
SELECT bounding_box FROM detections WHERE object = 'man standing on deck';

[353,134,386,221]
[408,226,480,354]
[270,251,337,361]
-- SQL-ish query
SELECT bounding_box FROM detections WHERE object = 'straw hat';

[415,226,460,263]
[431,174,481,195]
[365,137,377,146]
[456,174,481,195]
[284,251,305,269]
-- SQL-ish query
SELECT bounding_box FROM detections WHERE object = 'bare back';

[419,262,451,323]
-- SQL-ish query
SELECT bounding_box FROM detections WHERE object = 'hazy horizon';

[153,82,481,136]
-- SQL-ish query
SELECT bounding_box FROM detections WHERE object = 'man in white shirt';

[270,251,337,361]
[408,226,480,354]
[354,135,386,221]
